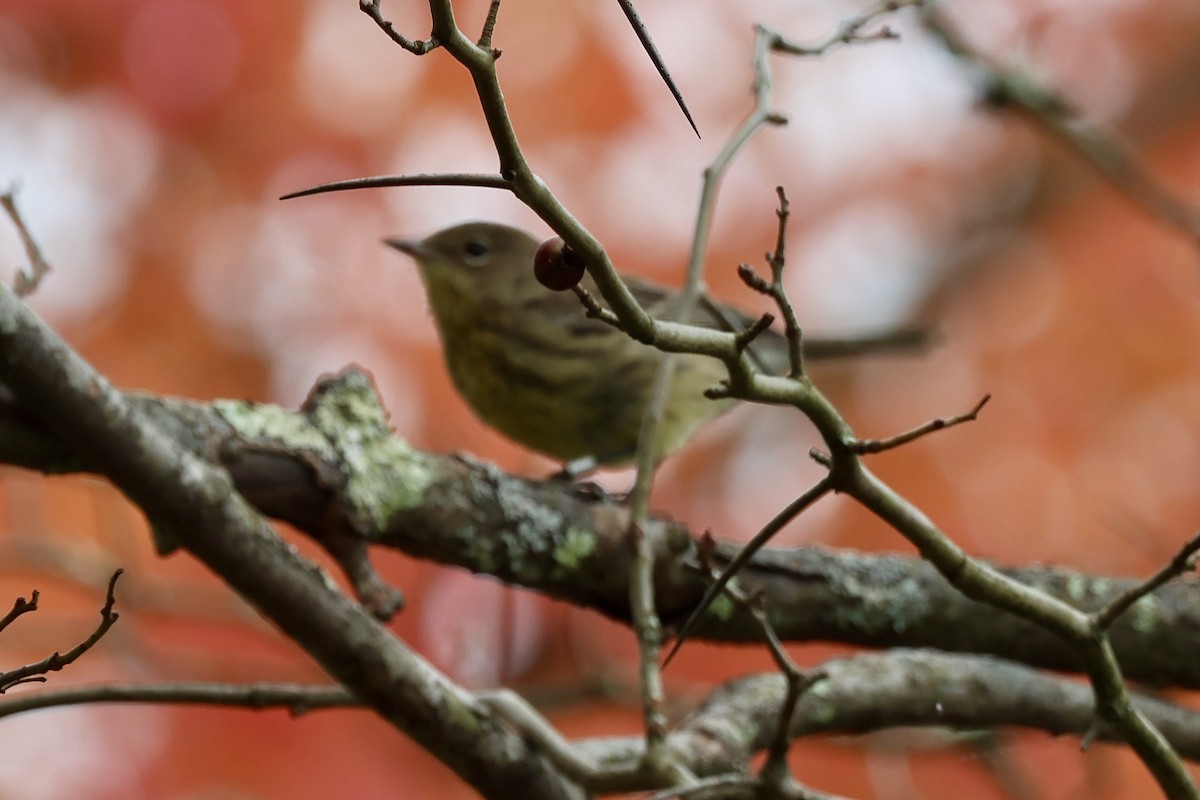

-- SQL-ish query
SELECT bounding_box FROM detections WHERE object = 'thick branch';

[1,370,1198,690]
[580,649,1200,772]
[0,288,581,800]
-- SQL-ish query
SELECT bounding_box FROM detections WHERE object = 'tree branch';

[2,369,1199,690]
[0,283,582,800]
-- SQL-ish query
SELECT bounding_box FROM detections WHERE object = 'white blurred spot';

[778,26,979,191]
[0,80,159,323]
[789,200,936,329]
[382,116,543,231]
[297,0,422,136]
[0,704,166,800]
[701,406,842,545]
[188,197,431,437]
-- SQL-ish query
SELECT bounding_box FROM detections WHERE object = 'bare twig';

[1094,530,1200,630]
[731,314,775,356]
[0,590,38,634]
[753,595,825,789]
[478,689,607,784]
[770,0,918,58]
[478,0,502,50]
[359,0,439,54]
[624,17,797,504]
[619,20,805,761]
[617,10,828,776]
[851,394,991,454]
[0,570,122,693]
[922,9,1200,243]
[1,186,52,297]
[663,476,835,666]
[699,567,829,796]
[570,285,624,328]
[0,680,356,719]
[764,187,806,377]
[624,522,682,784]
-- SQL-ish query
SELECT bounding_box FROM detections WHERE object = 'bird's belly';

[444,328,730,464]
[443,331,624,461]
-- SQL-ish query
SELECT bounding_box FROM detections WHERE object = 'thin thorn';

[616,0,700,138]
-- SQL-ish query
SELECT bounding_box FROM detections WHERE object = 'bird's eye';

[462,239,490,266]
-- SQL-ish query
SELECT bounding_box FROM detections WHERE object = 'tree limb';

[1,369,1198,690]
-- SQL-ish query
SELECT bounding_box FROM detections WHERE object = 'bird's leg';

[550,454,601,481]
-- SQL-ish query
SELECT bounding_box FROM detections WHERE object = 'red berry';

[533,236,586,291]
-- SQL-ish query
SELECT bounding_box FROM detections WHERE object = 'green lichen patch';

[307,371,435,530]
[214,399,338,461]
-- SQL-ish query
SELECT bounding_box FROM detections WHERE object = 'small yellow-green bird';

[387,222,921,468]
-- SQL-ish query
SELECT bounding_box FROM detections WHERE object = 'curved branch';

[580,650,1200,773]
[280,173,510,200]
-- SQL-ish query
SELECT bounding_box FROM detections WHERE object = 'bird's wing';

[574,273,929,372]
[617,275,760,331]
[621,274,790,373]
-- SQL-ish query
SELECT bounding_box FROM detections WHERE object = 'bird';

[386,221,922,468]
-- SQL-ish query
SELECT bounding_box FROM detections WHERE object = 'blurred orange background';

[1,0,1200,797]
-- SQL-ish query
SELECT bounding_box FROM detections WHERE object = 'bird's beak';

[383,237,430,259]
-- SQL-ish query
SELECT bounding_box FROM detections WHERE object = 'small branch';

[626,522,681,784]
[478,0,502,50]
[478,689,605,784]
[0,570,122,693]
[757,603,824,786]
[736,263,771,295]
[764,187,805,378]
[663,476,835,666]
[732,314,775,355]
[0,680,357,720]
[1094,530,1200,630]
[770,0,918,58]
[0,590,38,634]
[799,328,933,359]
[280,173,511,201]
[716,576,829,795]
[572,649,1200,790]
[626,15,809,522]
[922,9,1200,243]
[570,285,623,328]
[850,394,991,454]
[359,0,439,54]
[1,186,52,297]
[610,19,810,757]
